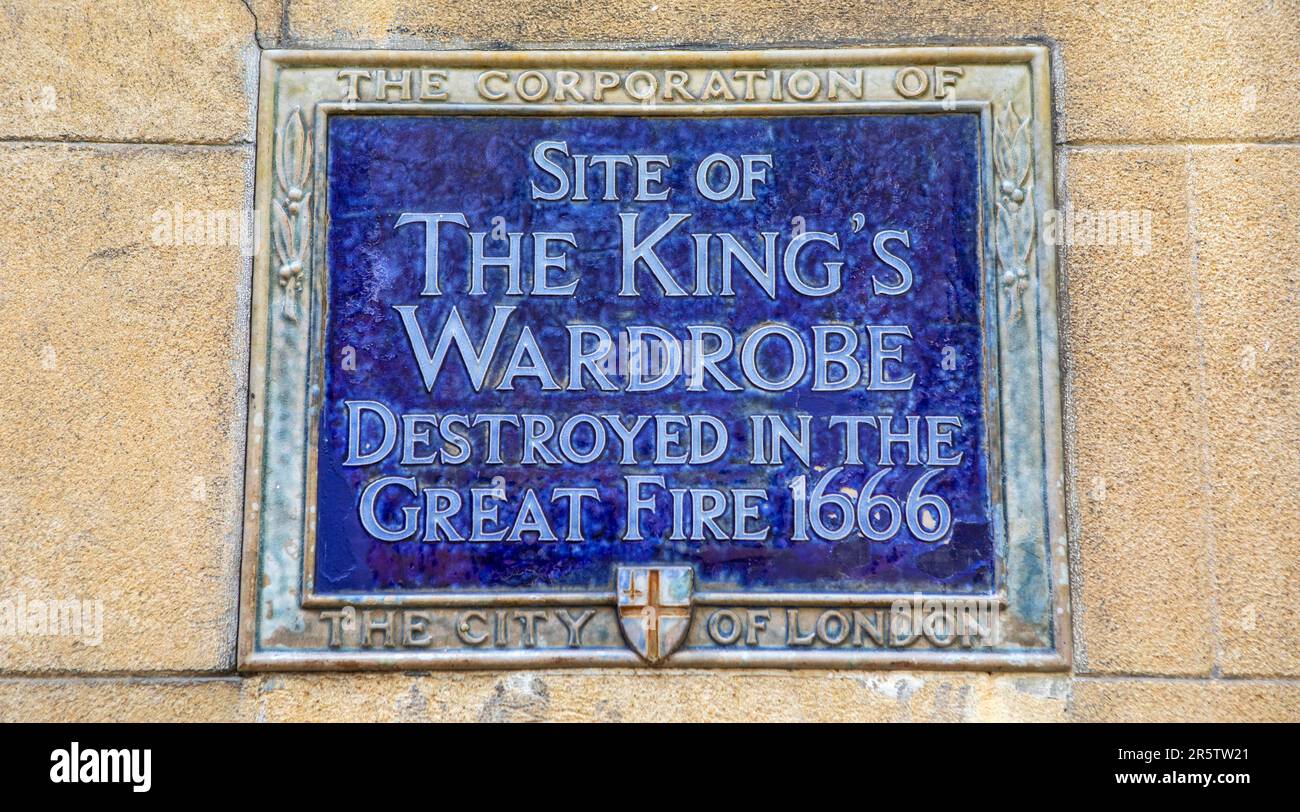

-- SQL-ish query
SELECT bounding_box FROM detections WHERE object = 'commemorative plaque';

[239,48,1069,669]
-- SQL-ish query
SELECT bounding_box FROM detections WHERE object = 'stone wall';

[0,0,1296,721]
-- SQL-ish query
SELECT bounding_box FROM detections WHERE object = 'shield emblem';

[616,566,694,664]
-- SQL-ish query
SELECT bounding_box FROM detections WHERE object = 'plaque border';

[238,46,1070,671]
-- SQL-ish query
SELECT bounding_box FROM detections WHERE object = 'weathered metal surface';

[238,47,1069,670]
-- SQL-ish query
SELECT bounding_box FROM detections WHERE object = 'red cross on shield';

[616,566,694,664]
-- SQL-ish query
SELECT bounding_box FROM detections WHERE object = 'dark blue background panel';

[317,113,992,596]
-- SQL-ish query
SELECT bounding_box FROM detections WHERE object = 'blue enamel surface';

[317,113,991,595]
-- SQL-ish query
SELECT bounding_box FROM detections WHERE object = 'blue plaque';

[240,49,1070,669]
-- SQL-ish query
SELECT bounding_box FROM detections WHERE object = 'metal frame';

[238,46,1069,671]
